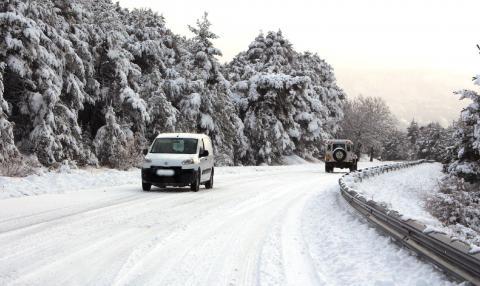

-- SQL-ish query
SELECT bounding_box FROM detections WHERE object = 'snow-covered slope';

[0,163,453,285]
[353,163,443,225]
[352,162,479,248]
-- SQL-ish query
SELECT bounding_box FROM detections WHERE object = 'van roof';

[155,133,209,140]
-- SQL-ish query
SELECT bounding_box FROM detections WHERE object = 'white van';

[141,133,214,192]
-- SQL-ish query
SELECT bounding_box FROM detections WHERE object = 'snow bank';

[0,167,139,200]
[280,155,309,165]
[353,163,443,227]
[302,182,454,285]
[349,162,480,248]
[0,162,328,200]
[359,154,380,162]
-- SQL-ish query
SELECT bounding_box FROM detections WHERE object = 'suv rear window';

[333,143,345,150]
[150,138,198,154]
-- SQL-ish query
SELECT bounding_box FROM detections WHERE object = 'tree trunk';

[369,147,374,162]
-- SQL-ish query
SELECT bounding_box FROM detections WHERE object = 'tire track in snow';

[0,194,145,234]
[109,172,319,286]
[0,163,454,285]
[300,183,455,285]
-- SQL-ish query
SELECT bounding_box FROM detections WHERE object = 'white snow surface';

[350,162,480,250]
[0,167,140,200]
[352,163,444,227]
[279,154,321,165]
[0,163,454,285]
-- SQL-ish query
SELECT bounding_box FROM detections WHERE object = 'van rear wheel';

[205,169,214,189]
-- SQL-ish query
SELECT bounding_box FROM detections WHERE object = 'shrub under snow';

[426,176,480,246]
[424,55,480,246]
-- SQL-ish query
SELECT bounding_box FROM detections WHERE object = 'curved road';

[0,163,454,285]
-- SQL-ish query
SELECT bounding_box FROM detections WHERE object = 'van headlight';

[182,159,195,165]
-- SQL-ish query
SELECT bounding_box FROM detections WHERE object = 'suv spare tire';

[333,149,347,162]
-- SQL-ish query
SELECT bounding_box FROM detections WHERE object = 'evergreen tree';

[448,89,480,182]
[381,129,410,161]
[406,119,419,144]
[227,31,345,164]
[174,13,246,165]
[0,62,20,167]
[0,1,348,171]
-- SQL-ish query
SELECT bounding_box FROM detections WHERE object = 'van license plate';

[156,169,175,176]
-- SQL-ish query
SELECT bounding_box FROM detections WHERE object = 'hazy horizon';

[118,0,479,128]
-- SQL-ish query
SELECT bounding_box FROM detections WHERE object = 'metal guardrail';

[339,161,480,285]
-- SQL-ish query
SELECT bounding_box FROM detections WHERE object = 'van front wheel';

[205,169,214,189]
[190,170,200,192]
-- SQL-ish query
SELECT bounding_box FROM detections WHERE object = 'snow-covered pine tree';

[293,52,345,157]
[381,129,410,161]
[125,8,179,140]
[448,89,480,182]
[0,62,20,169]
[0,0,346,171]
[227,31,345,164]
[406,119,420,159]
[171,13,246,165]
[415,122,446,161]
[87,1,150,166]
[93,106,140,169]
[240,73,305,164]
[427,57,480,235]
[0,0,67,165]
[406,119,419,144]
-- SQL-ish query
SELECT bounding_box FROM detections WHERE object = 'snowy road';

[0,163,454,285]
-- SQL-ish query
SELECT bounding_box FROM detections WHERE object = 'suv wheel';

[333,149,347,162]
[325,163,333,173]
[190,170,200,192]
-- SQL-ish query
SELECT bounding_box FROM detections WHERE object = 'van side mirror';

[200,150,209,158]
[143,148,149,155]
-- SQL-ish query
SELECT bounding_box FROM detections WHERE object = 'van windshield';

[150,138,198,154]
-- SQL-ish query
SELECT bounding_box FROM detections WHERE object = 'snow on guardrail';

[339,161,480,285]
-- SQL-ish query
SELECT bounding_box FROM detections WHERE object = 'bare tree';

[339,96,397,161]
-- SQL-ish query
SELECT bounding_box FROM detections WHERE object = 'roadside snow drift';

[353,162,443,226]
[352,162,480,248]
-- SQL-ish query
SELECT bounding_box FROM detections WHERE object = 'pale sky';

[118,0,480,127]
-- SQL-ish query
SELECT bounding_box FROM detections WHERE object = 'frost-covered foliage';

[447,89,480,182]
[403,120,455,162]
[426,176,480,245]
[93,107,143,169]
[174,13,246,165]
[339,96,397,160]
[0,1,346,172]
[380,129,410,161]
[226,31,345,164]
[425,53,480,245]
[415,122,454,162]
[379,119,455,162]
[0,62,20,167]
